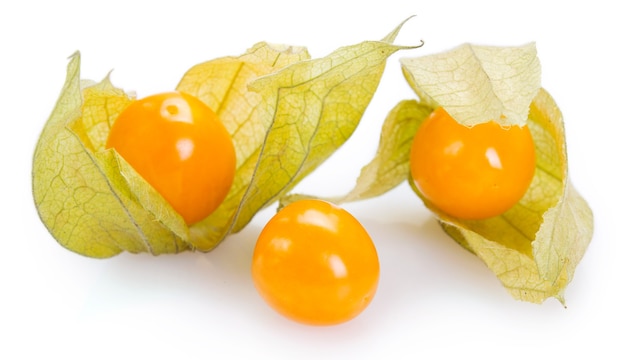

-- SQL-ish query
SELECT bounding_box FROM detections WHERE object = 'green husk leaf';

[33,44,312,257]
[182,23,419,251]
[33,20,418,256]
[280,99,434,207]
[432,90,593,303]
[176,42,312,251]
[400,42,541,127]
[400,43,593,304]
[32,53,189,258]
[283,42,540,207]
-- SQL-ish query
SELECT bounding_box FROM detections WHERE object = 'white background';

[2,1,623,358]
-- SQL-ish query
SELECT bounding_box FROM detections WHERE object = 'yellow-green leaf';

[400,41,593,303]
[280,99,434,206]
[32,53,189,258]
[33,21,418,256]
[176,42,311,251]
[400,43,541,127]
[182,25,417,250]
[433,90,593,303]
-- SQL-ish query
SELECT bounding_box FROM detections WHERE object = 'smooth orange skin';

[106,92,236,225]
[251,200,379,326]
[410,107,535,220]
